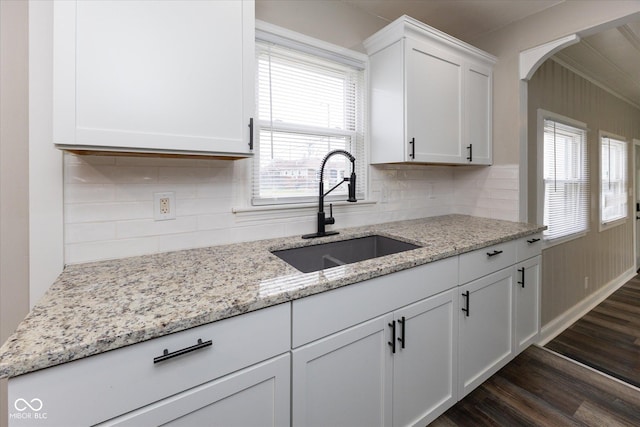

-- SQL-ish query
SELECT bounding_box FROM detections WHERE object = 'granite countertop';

[0,214,544,379]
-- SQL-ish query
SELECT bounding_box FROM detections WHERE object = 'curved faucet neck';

[319,149,355,183]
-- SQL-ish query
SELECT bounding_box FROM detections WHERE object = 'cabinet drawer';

[8,303,290,427]
[292,257,458,348]
[459,240,516,284]
[516,233,542,262]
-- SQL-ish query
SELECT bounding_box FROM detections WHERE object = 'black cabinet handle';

[248,118,254,150]
[462,291,470,317]
[527,238,541,244]
[388,321,396,354]
[154,338,212,364]
[397,316,406,349]
[518,267,525,288]
[409,138,415,159]
[467,144,473,162]
[486,250,503,257]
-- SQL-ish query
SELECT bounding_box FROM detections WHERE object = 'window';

[600,134,628,226]
[540,113,589,242]
[254,35,365,205]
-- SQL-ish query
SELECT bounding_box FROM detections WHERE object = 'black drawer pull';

[527,238,541,244]
[248,118,254,150]
[409,138,415,159]
[397,316,406,349]
[388,321,396,354]
[486,250,503,257]
[462,291,470,317]
[154,338,212,364]
[518,267,525,288]
[466,144,473,162]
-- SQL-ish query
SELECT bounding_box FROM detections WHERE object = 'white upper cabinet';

[365,15,495,165]
[53,0,255,157]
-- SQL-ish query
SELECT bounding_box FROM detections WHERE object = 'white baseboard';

[538,267,637,345]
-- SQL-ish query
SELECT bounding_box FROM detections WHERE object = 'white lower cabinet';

[99,353,290,426]
[514,255,541,353]
[292,314,394,427]
[292,289,458,427]
[392,290,458,427]
[458,268,514,398]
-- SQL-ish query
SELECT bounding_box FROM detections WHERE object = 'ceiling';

[344,0,640,109]
[554,22,640,108]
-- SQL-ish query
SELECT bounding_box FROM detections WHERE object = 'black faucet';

[302,149,357,239]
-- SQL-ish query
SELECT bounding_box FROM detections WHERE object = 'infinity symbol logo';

[14,398,43,412]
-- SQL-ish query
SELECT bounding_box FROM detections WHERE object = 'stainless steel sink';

[272,235,420,273]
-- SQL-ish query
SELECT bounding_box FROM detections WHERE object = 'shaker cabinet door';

[406,39,464,163]
[292,314,394,427]
[465,62,492,165]
[54,0,254,156]
[99,354,290,427]
[393,290,458,427]
[458,268,514,398]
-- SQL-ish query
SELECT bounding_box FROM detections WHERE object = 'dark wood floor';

[432,275,640,426]
[546,275,640,388]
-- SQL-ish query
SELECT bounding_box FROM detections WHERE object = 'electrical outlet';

[154,192,176,221]
[584,276,589,290]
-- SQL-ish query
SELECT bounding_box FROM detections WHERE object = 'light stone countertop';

[0,214,544,379]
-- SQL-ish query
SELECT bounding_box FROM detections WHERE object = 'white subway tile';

[157,228,232,253]
[65,222,117,244]
[158,166,231,184]
[116,217,198,239]
[65,238,159,264]
[65,184,116,203]
[177,198,232,216]
[65,163,112,184]
[197,213,235,231]
[484,178,518,191]
[65,201,152,223]
[230,223,287,243]
[115,184,197,201]
[195,181,233,199]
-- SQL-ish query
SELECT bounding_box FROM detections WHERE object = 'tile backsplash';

[64,154,519,264]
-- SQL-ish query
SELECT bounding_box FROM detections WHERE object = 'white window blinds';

[600,135,628,225]
[254,40,365,205]
[543,119,589,241]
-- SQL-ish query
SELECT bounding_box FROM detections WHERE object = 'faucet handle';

[326,203,336,225]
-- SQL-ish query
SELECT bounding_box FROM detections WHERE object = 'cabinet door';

[292,314,393,427]
[393,290,458,427]
[99,354,290,426]
[458,268,514,398]
[464,62,492,165]
[54,0,254,155]
[514,256,541,353]
[406,39,464,163]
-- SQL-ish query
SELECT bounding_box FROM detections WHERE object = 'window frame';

[599,131,628,231]
[252,21,368,207]
[537,109,589,248]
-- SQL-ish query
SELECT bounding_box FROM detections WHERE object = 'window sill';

[232,200,377,222]
[543,231,587,249]
[599,217,627,232]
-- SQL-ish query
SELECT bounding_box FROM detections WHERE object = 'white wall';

[0,2,30,426]
[29,0,64,307]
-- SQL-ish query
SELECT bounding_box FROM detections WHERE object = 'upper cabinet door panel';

[406,39,463,163]
[465,63,492,165]
[54,0,254,156]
